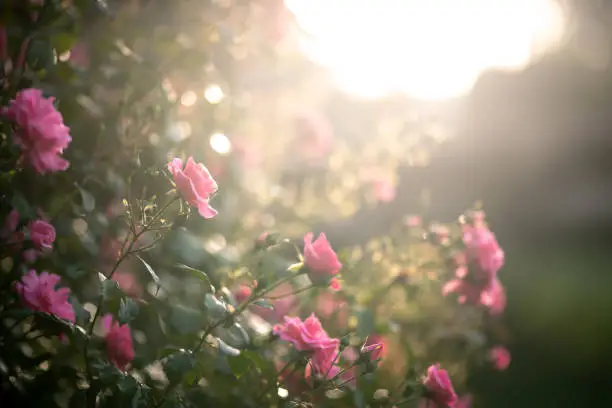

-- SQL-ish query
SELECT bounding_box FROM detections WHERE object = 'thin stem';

[194,273,298,351]
[257,354,303,400]
[265,284,314,300]
[84,195,178,407]
[156,271,304,407]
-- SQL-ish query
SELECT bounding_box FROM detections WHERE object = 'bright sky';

[286,0,566,100]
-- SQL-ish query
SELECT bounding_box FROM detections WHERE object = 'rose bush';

[0,1,512,407]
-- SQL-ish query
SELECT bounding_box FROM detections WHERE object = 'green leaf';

[51,32,76,55]
[136,255,162,289]
[224,322,250,348]
[353,389,366,408]
[118,297,139,325]
[27,38,55,71]
[71,296,91,326]
[32,312,74,336]
[95,362,122,384]
[227,354,252,379]
[157,346,181,360]
[101,278,122,300]
[117,374,138,393]
[11,193,34,219]
[217,338,241,357]
[66,265,87,279]
[174,263,215,292]
[356,309,376,338]
[75,183,96,212]
[169,304,203,335]
[242,351,272,374]
[131,385,150,408]
[252,299,274,310]
[163,350,195,385]
[287,262,304,273]
[69,389,87,408]
[204,293,229,320]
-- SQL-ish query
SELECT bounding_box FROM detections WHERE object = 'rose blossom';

[303,232,342,285]
[28,219,55,250]
[112,270,143,298]
[308,342,341,378]
[489,346,511,371]
[167,157,218,219]
[2,88,72,174]
[15,270,75,323]
[442,276,506,316]
[422,364,458,408]
[273,314,339,351]
[103,314,135,371]
[233,284,252,304]
[462,224,504,279]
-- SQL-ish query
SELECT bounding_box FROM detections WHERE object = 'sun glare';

[286,0,565,100]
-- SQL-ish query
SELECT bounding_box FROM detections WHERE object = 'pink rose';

[306,344,341,381]
[480,277,506,315]
[167,157,218,219]
[2,88,71,174]
[442,277,506,316]
[273,314,339,351]
[233,284,252,304]
[489,346,511,371]
[15,270,75,323]
[462,225,504,279]
[112,270,143,298]
[422,364,458,408]
[28,219,55,250]
[303,232,342,284]
[103,314,135,371]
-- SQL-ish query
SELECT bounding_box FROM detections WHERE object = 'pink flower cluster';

[1,210,55,263]
[303,232,342,289]
[422,364,458,408]
[103,315,135,371]
[489,346,511,371]
[273,314,342,380]
[168,157,218,219]
[442,214,506,315]
[2,88,72,174]
[15,270,75,323]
